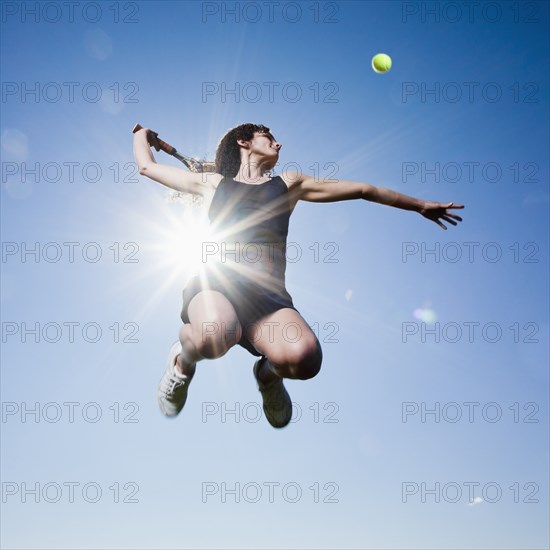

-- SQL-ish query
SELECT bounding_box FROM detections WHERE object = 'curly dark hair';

[214,123,273,178]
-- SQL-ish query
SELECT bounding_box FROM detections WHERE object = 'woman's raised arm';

[133,128,215,196]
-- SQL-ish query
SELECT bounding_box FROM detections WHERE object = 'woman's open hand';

[419,201,464,230]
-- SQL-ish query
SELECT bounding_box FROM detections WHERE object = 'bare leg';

[175,289,244,377]
[158,289,243,417]
[174,324,200,377]
[247,308,321,428]
[249,308,323,384]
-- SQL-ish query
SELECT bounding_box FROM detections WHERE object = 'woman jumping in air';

[133,123,464,428]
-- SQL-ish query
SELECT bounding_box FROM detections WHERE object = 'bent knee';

[294,351,322,380]
[279,338,323,380]
[191,318,242,359]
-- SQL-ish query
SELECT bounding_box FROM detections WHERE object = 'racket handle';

[132,123,175,155]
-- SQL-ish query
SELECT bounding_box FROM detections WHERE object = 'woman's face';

[248,132,282,166]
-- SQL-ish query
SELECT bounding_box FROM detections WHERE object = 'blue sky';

[1,1,549,549]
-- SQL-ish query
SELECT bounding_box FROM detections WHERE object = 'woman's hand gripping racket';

[133,123,216,205]
[132,123,216,173]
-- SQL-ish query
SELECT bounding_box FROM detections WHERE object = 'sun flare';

[152,198,215,279]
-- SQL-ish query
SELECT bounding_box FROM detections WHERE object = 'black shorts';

[180,271,297,357]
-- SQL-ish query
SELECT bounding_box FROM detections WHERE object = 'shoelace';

[164,374,186,397]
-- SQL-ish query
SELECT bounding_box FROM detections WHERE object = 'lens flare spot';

[413,308,437,323]
[84,29,113,60]
[1,128,29,160]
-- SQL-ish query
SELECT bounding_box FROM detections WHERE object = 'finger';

[448,203,464,209]
[445,212,463,221]
[442,215,457,226]
[435,219,447,230]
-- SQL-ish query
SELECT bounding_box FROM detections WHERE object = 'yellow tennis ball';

[372,53,392,74]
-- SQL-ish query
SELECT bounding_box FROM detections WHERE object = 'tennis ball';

[372,53,392,74]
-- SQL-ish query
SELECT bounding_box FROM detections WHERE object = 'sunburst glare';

[145,196,216,280]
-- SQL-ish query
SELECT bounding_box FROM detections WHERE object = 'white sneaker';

[157,342,194,417]
[253,356,292,428]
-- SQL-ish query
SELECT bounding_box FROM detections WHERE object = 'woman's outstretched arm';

[286,172,464,230]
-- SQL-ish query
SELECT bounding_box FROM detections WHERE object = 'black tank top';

[206,175,292,290]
